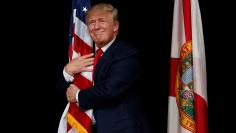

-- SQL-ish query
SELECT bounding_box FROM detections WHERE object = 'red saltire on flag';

[58,0,93,133]
[167,0,208,133]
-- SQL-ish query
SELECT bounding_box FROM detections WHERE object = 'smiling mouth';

[94,33,103,36]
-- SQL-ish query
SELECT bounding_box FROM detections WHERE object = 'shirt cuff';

[76,89,80,103]
[63,67,74,82]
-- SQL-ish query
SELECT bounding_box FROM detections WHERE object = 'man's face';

[87,12,118,47]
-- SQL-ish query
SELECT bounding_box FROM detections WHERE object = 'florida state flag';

[167,0,208,133]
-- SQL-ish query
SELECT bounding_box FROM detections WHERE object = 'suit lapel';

[94,40,118,80]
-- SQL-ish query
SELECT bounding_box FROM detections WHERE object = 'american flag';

[167,0,208,133]
[58,0,93,133]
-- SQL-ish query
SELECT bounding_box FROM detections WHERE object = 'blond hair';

[86,3,118,23]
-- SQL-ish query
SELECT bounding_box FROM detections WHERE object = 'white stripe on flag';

[81,67,93,82]
[74,11,93,48]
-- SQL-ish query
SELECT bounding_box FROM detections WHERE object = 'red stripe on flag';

[69,44,73,61]
[194,93,208,133]
[67,124,72,131]
[73,33,93,56]
[169,58,180,97]
[73,74,93,90]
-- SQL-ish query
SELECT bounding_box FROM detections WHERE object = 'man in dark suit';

[65,3,150,133]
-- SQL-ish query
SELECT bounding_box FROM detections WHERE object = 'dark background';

[2,0,235,132]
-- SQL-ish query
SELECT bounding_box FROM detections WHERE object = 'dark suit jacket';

[78,39,151,133]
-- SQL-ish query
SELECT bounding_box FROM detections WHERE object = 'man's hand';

[66,84,80,103]
[65,53,94,75]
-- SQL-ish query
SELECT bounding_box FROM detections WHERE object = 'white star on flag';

[82,7,88,13]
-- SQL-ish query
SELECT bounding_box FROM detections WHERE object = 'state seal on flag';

[176,41,196,132]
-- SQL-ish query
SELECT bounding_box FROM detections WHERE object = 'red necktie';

[93,48,103,80]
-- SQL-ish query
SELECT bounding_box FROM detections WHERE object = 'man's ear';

[114,21,119,32]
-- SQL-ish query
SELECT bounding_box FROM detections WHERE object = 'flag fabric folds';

[167,0,208,133]
[58,0,93,133]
